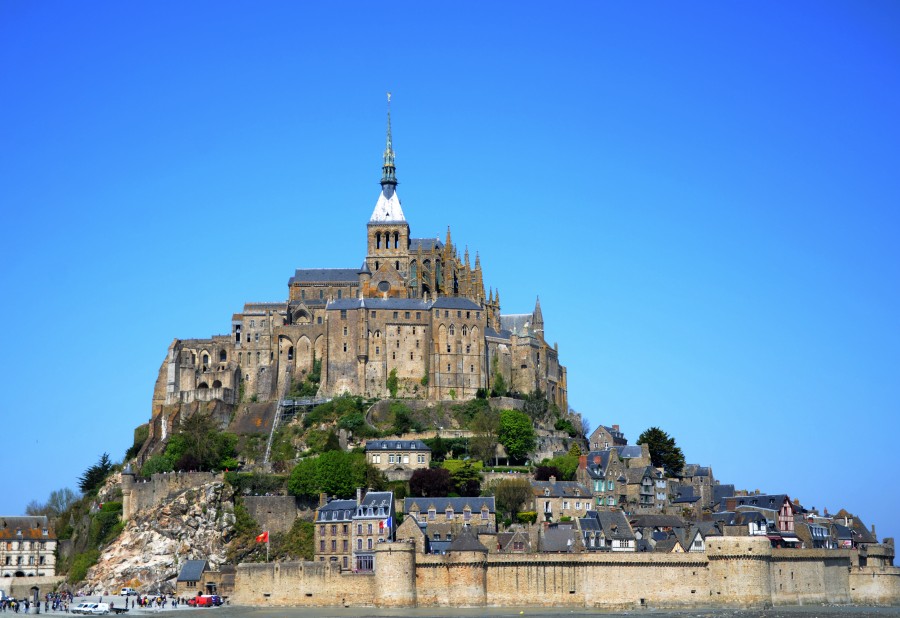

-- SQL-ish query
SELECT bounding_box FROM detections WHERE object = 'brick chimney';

[725,497,737,512]
[356,487,363,506]
[612,425,619,432]
[578,455,587,470]
[549,476,556,484]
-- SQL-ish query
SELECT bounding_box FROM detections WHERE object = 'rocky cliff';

[82,480,235,594]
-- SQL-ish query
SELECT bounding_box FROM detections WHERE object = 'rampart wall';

[122,471,223,520]
[232,538,898,609]
[242,496,302,535]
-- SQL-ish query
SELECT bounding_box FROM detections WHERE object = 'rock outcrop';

[83,480,235,594]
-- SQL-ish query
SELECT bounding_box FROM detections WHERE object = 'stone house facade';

[365,440,431,481]
[530,478,593,522]
[0,516,56,577]
[314,489,395,572]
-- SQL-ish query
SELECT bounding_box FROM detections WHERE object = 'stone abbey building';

[153,105,566,411]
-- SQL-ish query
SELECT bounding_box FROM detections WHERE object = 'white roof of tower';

[369,189,406,223]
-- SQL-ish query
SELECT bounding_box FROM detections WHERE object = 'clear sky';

[2,2,898,542]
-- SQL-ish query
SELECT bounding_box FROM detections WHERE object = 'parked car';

[120,587,137,596]
[187,594,223,607]
[72,603,110,615]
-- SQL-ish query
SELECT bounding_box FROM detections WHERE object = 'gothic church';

[153,105,567,414]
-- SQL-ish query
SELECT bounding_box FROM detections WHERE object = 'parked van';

[120,587,137,596]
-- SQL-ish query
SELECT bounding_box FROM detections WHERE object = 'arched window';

[202,353,209,366]
[449,325,455,336]
[357,539,362,550]
[212,380,222,388]
[376,232,381,249]
[395,260,399,271]
[409,261,417,282]
[198,382,209,389]
[462,326,468,337]
[393,231,399,248]
[219,350,227,362]
[367,538,373,550]
[287,346,294,361]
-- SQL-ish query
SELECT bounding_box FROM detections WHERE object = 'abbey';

[155,106,567,410]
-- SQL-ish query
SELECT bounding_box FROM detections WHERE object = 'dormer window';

[446,507,454,519]
[544,488,551,496]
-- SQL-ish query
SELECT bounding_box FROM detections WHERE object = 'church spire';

[381,92,397,196]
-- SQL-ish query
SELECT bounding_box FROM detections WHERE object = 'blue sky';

[2,2,898,541]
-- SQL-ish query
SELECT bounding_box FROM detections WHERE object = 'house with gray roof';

[577,450,625,510]
[366,439,431,481]
[579,510,636,552]
[530,478,592,523]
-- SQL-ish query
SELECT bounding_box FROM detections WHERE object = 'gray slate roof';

[448,528,488,553]
[289,268,359,284]
[582,450,617,479]
[405,497,495,514]
[581,510,636,541]
[358,491,394,511]
[366,440,430,452]
[531,480,590,498]
[500,314,533,335]
[410,238,443,252]
[542,526,578,552]
[712,484,735,507]
[177,560,208,582]
[317,499,356,522]
[432,297,481,310]
[614,445,644,459]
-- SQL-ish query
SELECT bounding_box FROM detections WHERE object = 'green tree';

[637,426,685,477]
[287,450,369,499]
[164,413,238,471]
[469,407,500,465]
[78,453,114,495]
[498,409,536,463]
[492,477,533,518]
[386,368,399,398]
[490,355,507,397]
[443,460,483,495]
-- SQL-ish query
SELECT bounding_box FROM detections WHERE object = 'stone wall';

[231,539,900,609]
[243,496,301,535]
[231,561,376,607]
[0,575,64,601]
[769,549,852,605]
[122,471,223,520]
[849,566,900,605]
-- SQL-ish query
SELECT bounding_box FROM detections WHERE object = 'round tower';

[706,536,773,607]
[374,543,417,607]
[120,463,136,520]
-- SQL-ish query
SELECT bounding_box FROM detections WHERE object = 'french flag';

[379,516,392,531]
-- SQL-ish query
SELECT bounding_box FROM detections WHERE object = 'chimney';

[319,493,328,508]
[872,524,876,537]
[593,455,601,465]
[578,455,587,470]
[356,487,363,506]
[612,425,620,432]
[725,497,737,512]
[549,476,556,484]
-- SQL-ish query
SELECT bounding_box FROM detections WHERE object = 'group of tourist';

[0,597,29,612]
[44,591,75,612]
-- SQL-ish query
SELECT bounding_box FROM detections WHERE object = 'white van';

[120,587,137,596]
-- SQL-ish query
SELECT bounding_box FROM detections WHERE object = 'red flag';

[255,531,269,543]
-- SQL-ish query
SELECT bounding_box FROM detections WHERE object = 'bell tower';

[366,93,410,297]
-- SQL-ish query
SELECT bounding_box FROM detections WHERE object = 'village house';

[365,439,431,481]
[726,494,802,547]
[578,510,636,552]
[588,425,627,451]
[314,489,395,571]
[622,466,667,512]
[530,478,592,523]
[577,451,625,509]
[0,516,56,578]
[404,496,495,529]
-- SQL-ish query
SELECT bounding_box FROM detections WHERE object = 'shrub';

[387,368,399,398]
[68,550,100,584]
[517,511,538,524]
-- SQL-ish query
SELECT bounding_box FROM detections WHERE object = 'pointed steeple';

[381,92,397,196]
[533,296,544,334]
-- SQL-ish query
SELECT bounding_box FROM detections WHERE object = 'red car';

[188,595,222,607]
